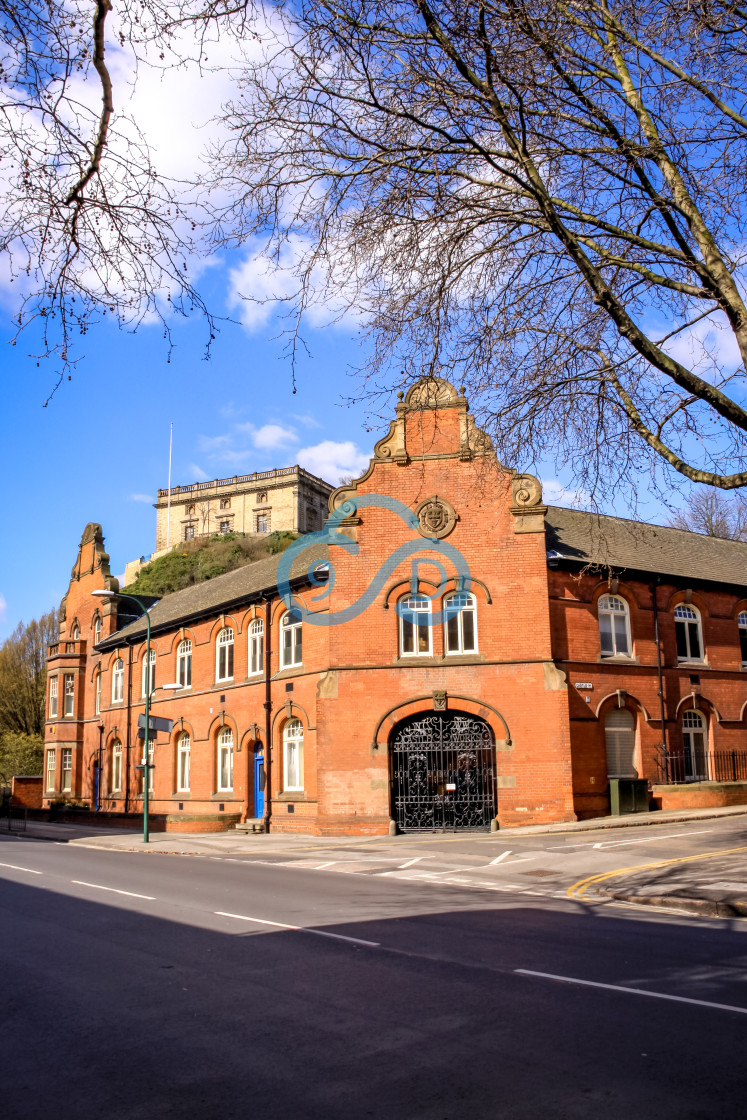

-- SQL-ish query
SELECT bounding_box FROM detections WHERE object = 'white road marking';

[71,880,155,900]
[515,969,747,1015]
[592,830,713,849]
[488,851,512,865]
[499,854,542,865]
[0,861,42,874]
[399,857,424,868]
[214,911,380,947]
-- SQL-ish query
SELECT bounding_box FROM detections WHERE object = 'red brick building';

[43,378,747,833]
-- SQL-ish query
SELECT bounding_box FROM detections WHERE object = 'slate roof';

[98,543,328,649]
[546,506,747,588]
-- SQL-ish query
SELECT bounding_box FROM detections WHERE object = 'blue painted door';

[254,753,265,818]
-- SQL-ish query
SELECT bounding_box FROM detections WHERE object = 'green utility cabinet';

[609,778,650,815]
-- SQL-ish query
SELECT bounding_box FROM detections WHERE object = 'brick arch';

[594,691,652,722]
[675,694,722,723]
[383,576,492,608]
[371,694,511,751]
[731,599,747,621]
[666,589,710,617]
[271,700,312,736]
[240,724,263,752]
[207,615,240,642]
[590,582,642,611]
[171,716,196,741]
[238,605,264,631]
[206,712,238,741]
[105,727,122,748]
[106,649,125,672]
[167,627,197,654]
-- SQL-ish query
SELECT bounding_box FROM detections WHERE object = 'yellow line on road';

[567,845,747,902]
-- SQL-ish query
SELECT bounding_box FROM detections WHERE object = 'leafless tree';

[8,2,747,501]
[0,610,57,736]
[0,0,220,399]
[199,0,747,498]
[198,498,212,535]
[669,490,747,540]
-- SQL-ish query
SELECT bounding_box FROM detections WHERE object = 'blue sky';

[0,257,380,642]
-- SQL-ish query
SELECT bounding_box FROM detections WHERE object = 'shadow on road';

[1,872,746,1120]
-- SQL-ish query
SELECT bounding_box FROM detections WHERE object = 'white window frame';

[177,639,192,689]
[399,596,433,657]
[219,519,231,534]
[61,748,72,793]
[141,649,156,697]
[738,611,747,666]
[283,719,304,792]
[598,594,632,658]
[444,592,478,654]
[217,727,234,791]
[46,750,56,792]
[281,610,303,668]
[674,604,704,662]
[256,512,269,534]
[63,673,75,717]
[111,740,122,793]
[94,616,102,645]
[184,524,195,541]
[71,624,80,640]
[112,659,124,703]
[682,710,709,780]
[177,732,191,793]
[249,618,264,676]
[216,627,235,682]
[95,672,101,716]
[49,676,58,719]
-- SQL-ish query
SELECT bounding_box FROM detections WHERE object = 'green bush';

[123,531,298,597]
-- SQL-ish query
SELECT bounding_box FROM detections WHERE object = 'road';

[1,817,746,1119]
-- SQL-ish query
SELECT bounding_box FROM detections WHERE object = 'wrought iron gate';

[391,713,496,832]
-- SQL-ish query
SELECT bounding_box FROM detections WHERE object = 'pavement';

[7,802,747,919]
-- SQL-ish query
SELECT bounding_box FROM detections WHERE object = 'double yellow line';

[567,844,747,902]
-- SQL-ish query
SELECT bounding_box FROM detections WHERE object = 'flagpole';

[166,422,173,549]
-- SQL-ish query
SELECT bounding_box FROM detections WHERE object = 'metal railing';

[0,801,28,833]
[655,749,747,785]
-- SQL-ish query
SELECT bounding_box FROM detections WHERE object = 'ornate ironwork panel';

[391,712,496,831]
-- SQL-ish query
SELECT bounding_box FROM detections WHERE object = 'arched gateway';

[390,711,496,832]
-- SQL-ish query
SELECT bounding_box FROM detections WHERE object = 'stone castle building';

[44,378,747,834]
[154,465,334,550]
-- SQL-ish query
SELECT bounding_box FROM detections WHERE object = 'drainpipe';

[652,578,668,756]
[124,643,133,813]
[262,594,273,833]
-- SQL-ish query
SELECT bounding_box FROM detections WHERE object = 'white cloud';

[188,463,210,481]
[227,234,365,332]
[252,423,298,449]
[0,593,6,621]
[129,493,154,504]
[660,311,743,374]
[297,440,369,484]
[541,478,591,508]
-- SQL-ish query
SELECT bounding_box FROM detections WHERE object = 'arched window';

[682,710,708,781]
[71,623,80,640]
[177,639,192,688]
[217,727,234,791]
[95,670,101,716]
[738,611,747,665]
[399,596,432,656]
[141,648,156,697]
[283,719,304,791]
[94,615,102,645]
[249,618,264,675]
[674,604,703,662]
[604,709,637,779]
[444,592,477,654]
[281,610,302,668]
[598,595,631,658]
[216,627,234,681]
[112,659,124,703]
[111,740,122,793]
[177,732,191,792]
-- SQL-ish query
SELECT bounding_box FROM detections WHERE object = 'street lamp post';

[93,589,178,844]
